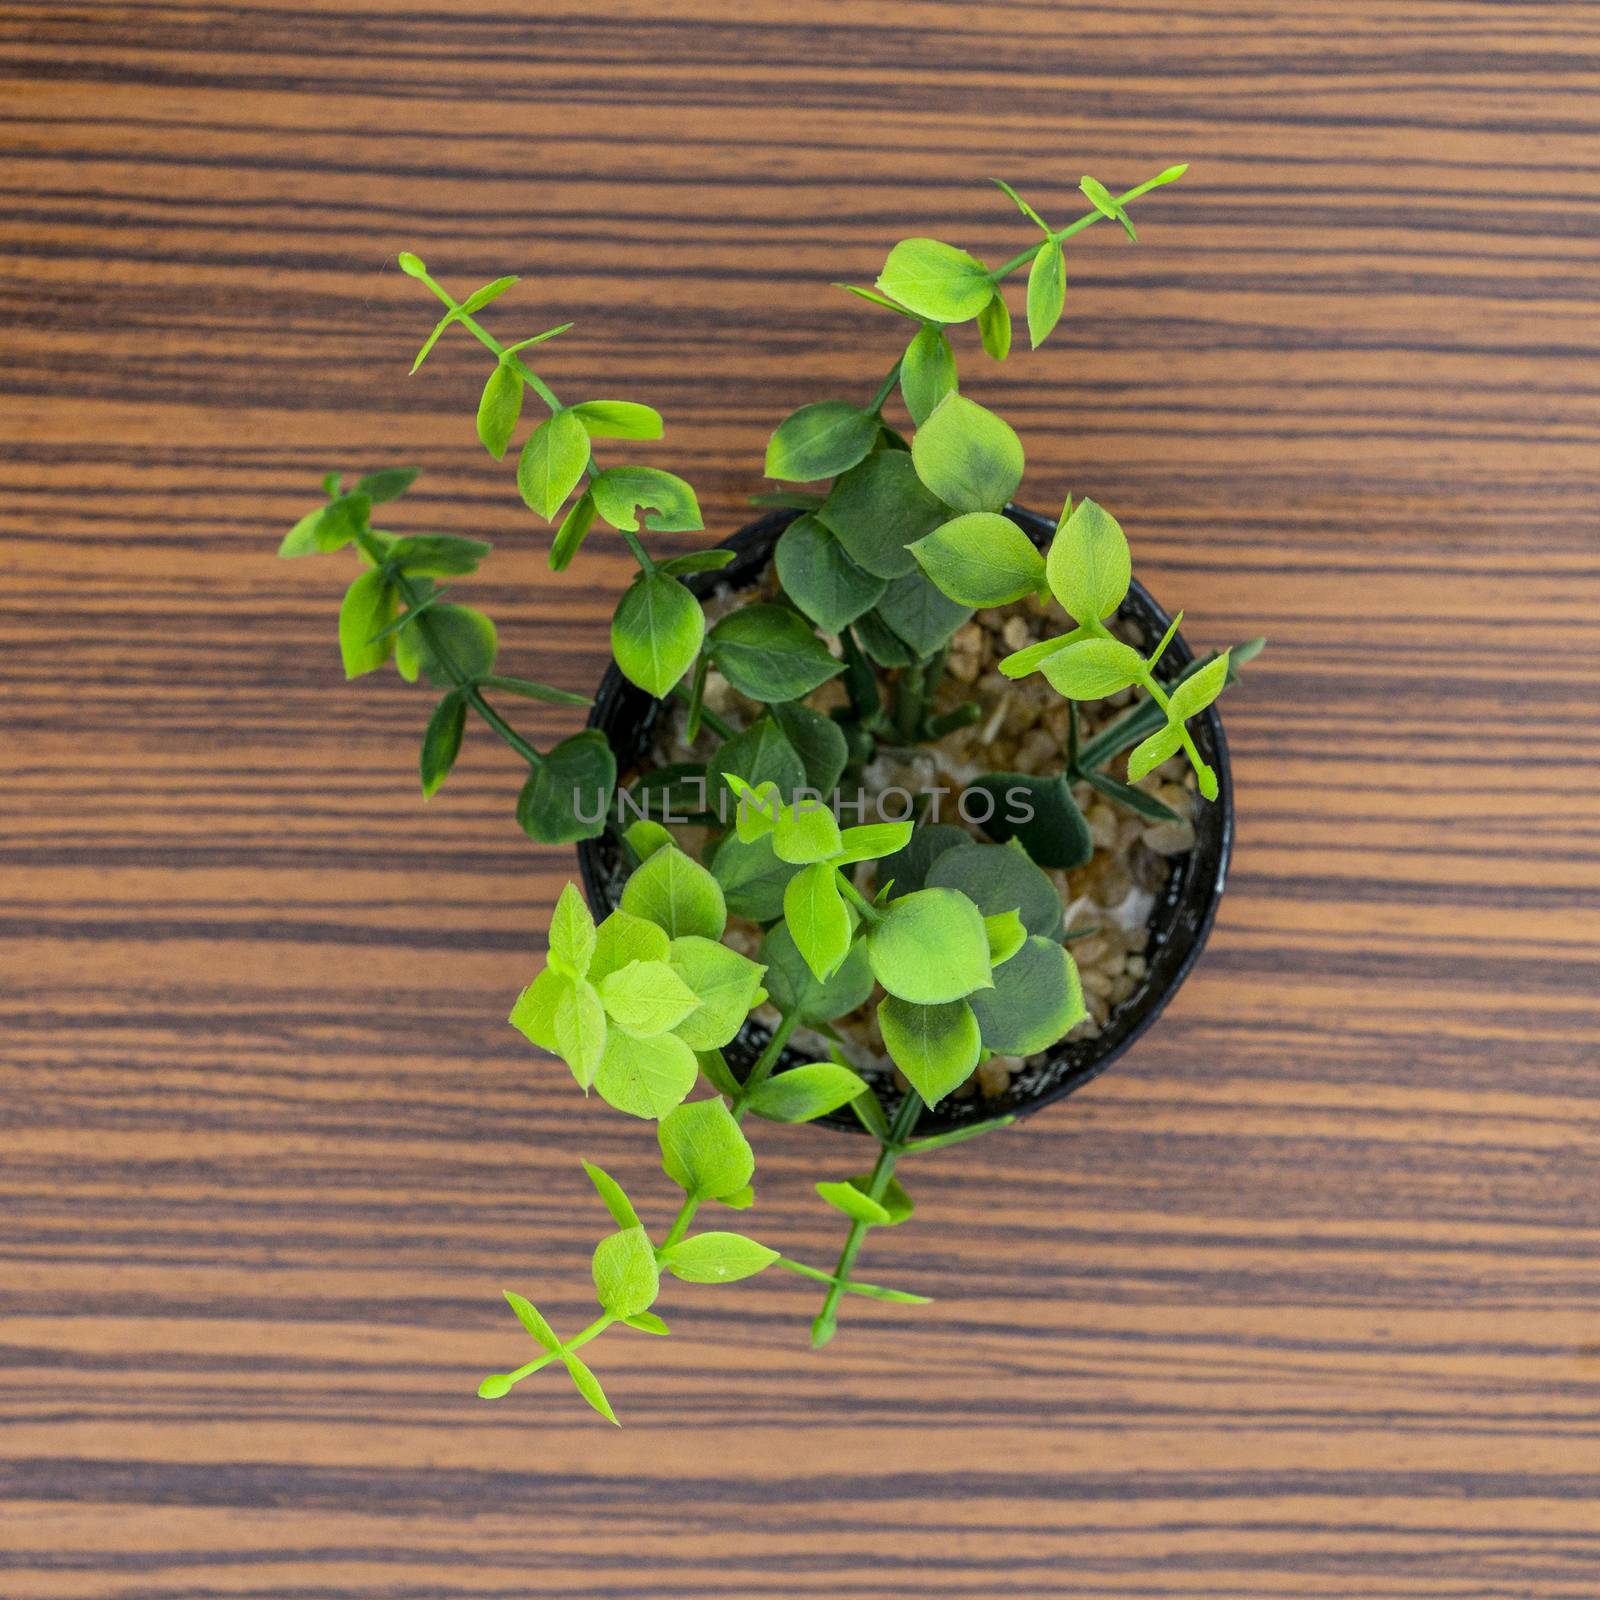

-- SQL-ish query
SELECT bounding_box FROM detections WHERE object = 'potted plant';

[280,164,1262,1422]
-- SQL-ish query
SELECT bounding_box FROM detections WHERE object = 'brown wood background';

[4,2,1599,1596]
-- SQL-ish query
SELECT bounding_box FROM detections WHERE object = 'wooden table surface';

[5,3,1598,1596]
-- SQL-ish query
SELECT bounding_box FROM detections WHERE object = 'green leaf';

[624,1311,671,1335]
[765,401,880,483]
[835,282,920,318]
[927,840,1062,939]
[873,570,973,658]
[1046,496,1131,623]
[816,1180,891,1226]
[899,325,958,427]
[587,909,671,983]
[709,830,801,922]
[1081,767,1183,824]
[873,822,968,898]
[833,821,914,866]
[339,570,395,678]
[503,1289,560,1351]
[278,505,330,558]
[570,400,664,440]
[977,291,1012,360]
[903,1115,1015,1153]
[548,882,597,977]
[459,274,519,315]
[909,512,1045,607]
[508,966,565,1052]
[1081,175,1136,241]
[354,468,420,504]
[716,1185,754,1211]
[581,1161,640,1230]
[819,450,951,579]
[852,1173,913,1225]
[770,700,849,795]
[998,628,1091,680]
[419,690,467,799]
[1126,720,1186,784]
[561,1348,619,1425]
[772,800,843,866]
[775,1257,930,1302]
[476,362,523,460]
[658,548,737,576]
[516,410,590,520]
[876,238,995,323]
[551,976,607,1089]
[984,908,1029,967]
[477,1373,514,1401]
[549,491,598,572]
[714,717,805,801]
[598,958,700,1038]
[760,922,874,1023]
[1039,636,1146,700]
[783,861,852,981]
[867,888,993,1004]
[667,935,766,1050]
[620,845,728,941]
[502,322,573,355]
[775,514,886,634]
[696,1048,744,1100]
[1168,649,1231,722]
[310,493,371,553]
[723,774,781,843]
[968,935,1086,1055]
[479,672,589,707]
[877,995,981,1104]
[1027,239,1067,349]
[847,1074,891,1139]
[658,1097,755,1199]
[611,572,705,698]
[515,730,616,845]
[708,605,843,703]
[624,818,674,862]
[993,178,1050,233]
[592,1226,659,1318]
[910,392,1024,514]
[405,602,498,686]
[967,771,1093,870]
[593,1026,699,1119]
[659,1231,779,1284]
[746,1061,868,1123]
[387,534,494,577]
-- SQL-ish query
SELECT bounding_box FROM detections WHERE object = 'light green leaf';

[899,325,958,427]
[772,799,843,866]
[549,491,598,572]
[765,401,880,483]
[816,1180,891,1226]
[1080,175,1137,241]
[551,976,607,1089]
[967,935,1087,1055]
[1027,239,1067,349]
[983,908,1029,967]
[503,1289,560,1351]
[658,1097,754,1199]
[1126,720,1186,784]
[1039,636,1146,700]
[910,392,1024,514]
[747,1061,868,1123]
[587,909,671,983]
[548,882,597,978]
[581,1161,640,1229]
[998,627,1091,679]
[611,572,705,698]
[592,1225,659,1318]
[593,1026,699,1119]
[760,922,874,1023]
[993,178,1050,233]
[339,570,395,678]
[723,774,782,843]
[570,400,663,440]
[877,995,981,1104]
[716,1184,754,1210]
[851,1173,913,1225]
[659,1231,780,1284]
[977,291,1011,360]
[927,841,1062,939]
[835,282,919,318]
[624,1311,670,1335]
[508,966,565,1052]
[666,935,767,1050]
[1168,649,1232,722]
[876,237,995,323]
[515,730,615,846]
[867,888,993,1004]
[561,1348,619,1425]
[819,450,951,579]
[598,958,700,1038]
[516,410,589,520]
[624,819,674,862]
[620,845,728,941]
[708,605,843,703]
[590,465,703,533]
[910,512,1045,607]
[476,362,523,460]
[833,821,914,866]
[419,690,466,799]
[783,861,852,981]
[1046,497,1131,623]
[459,275,519,315]
[775,514,886,634]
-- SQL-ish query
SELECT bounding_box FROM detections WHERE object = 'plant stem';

[867,357,904,416]
[669,680,735,741]
[836,872,882,927]
[893,658,927,743]
[989,167,1186,281]
[812,1087,923,1344]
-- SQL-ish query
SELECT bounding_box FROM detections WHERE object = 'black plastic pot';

[577,505,1232,1136]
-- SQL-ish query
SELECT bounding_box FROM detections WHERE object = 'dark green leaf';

[850,610,916,668]
[388,534,494,577]
[420,690,467,798]
[765,401,880,483]
[967,771,1093,870]
[714,716,805,800]
[516,730,616,845]
[1081,767,1182,824]
[658,548,736,575]
[406,602,497,686]
[708,604,843,703]
[760,922,873,1022]
[873,822,968,898]
[354,468,420,504]
[480,673,589,707]
[926,840,1063,939]
[775,514,886,634]
[873,569,973,657]
[709,830,801,922]
[549,491,598,572]
[818,450,950,579]
[967,935,1087,1054]
[770,700,849,795]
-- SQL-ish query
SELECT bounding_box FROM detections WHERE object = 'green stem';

[836,872,882,927]
[893,658,927,744]
[503,1312,614,1385]
[989,167,1186,281]
[813,1088,923,1343]
[867,358,904,416]
[669,680,735,741]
